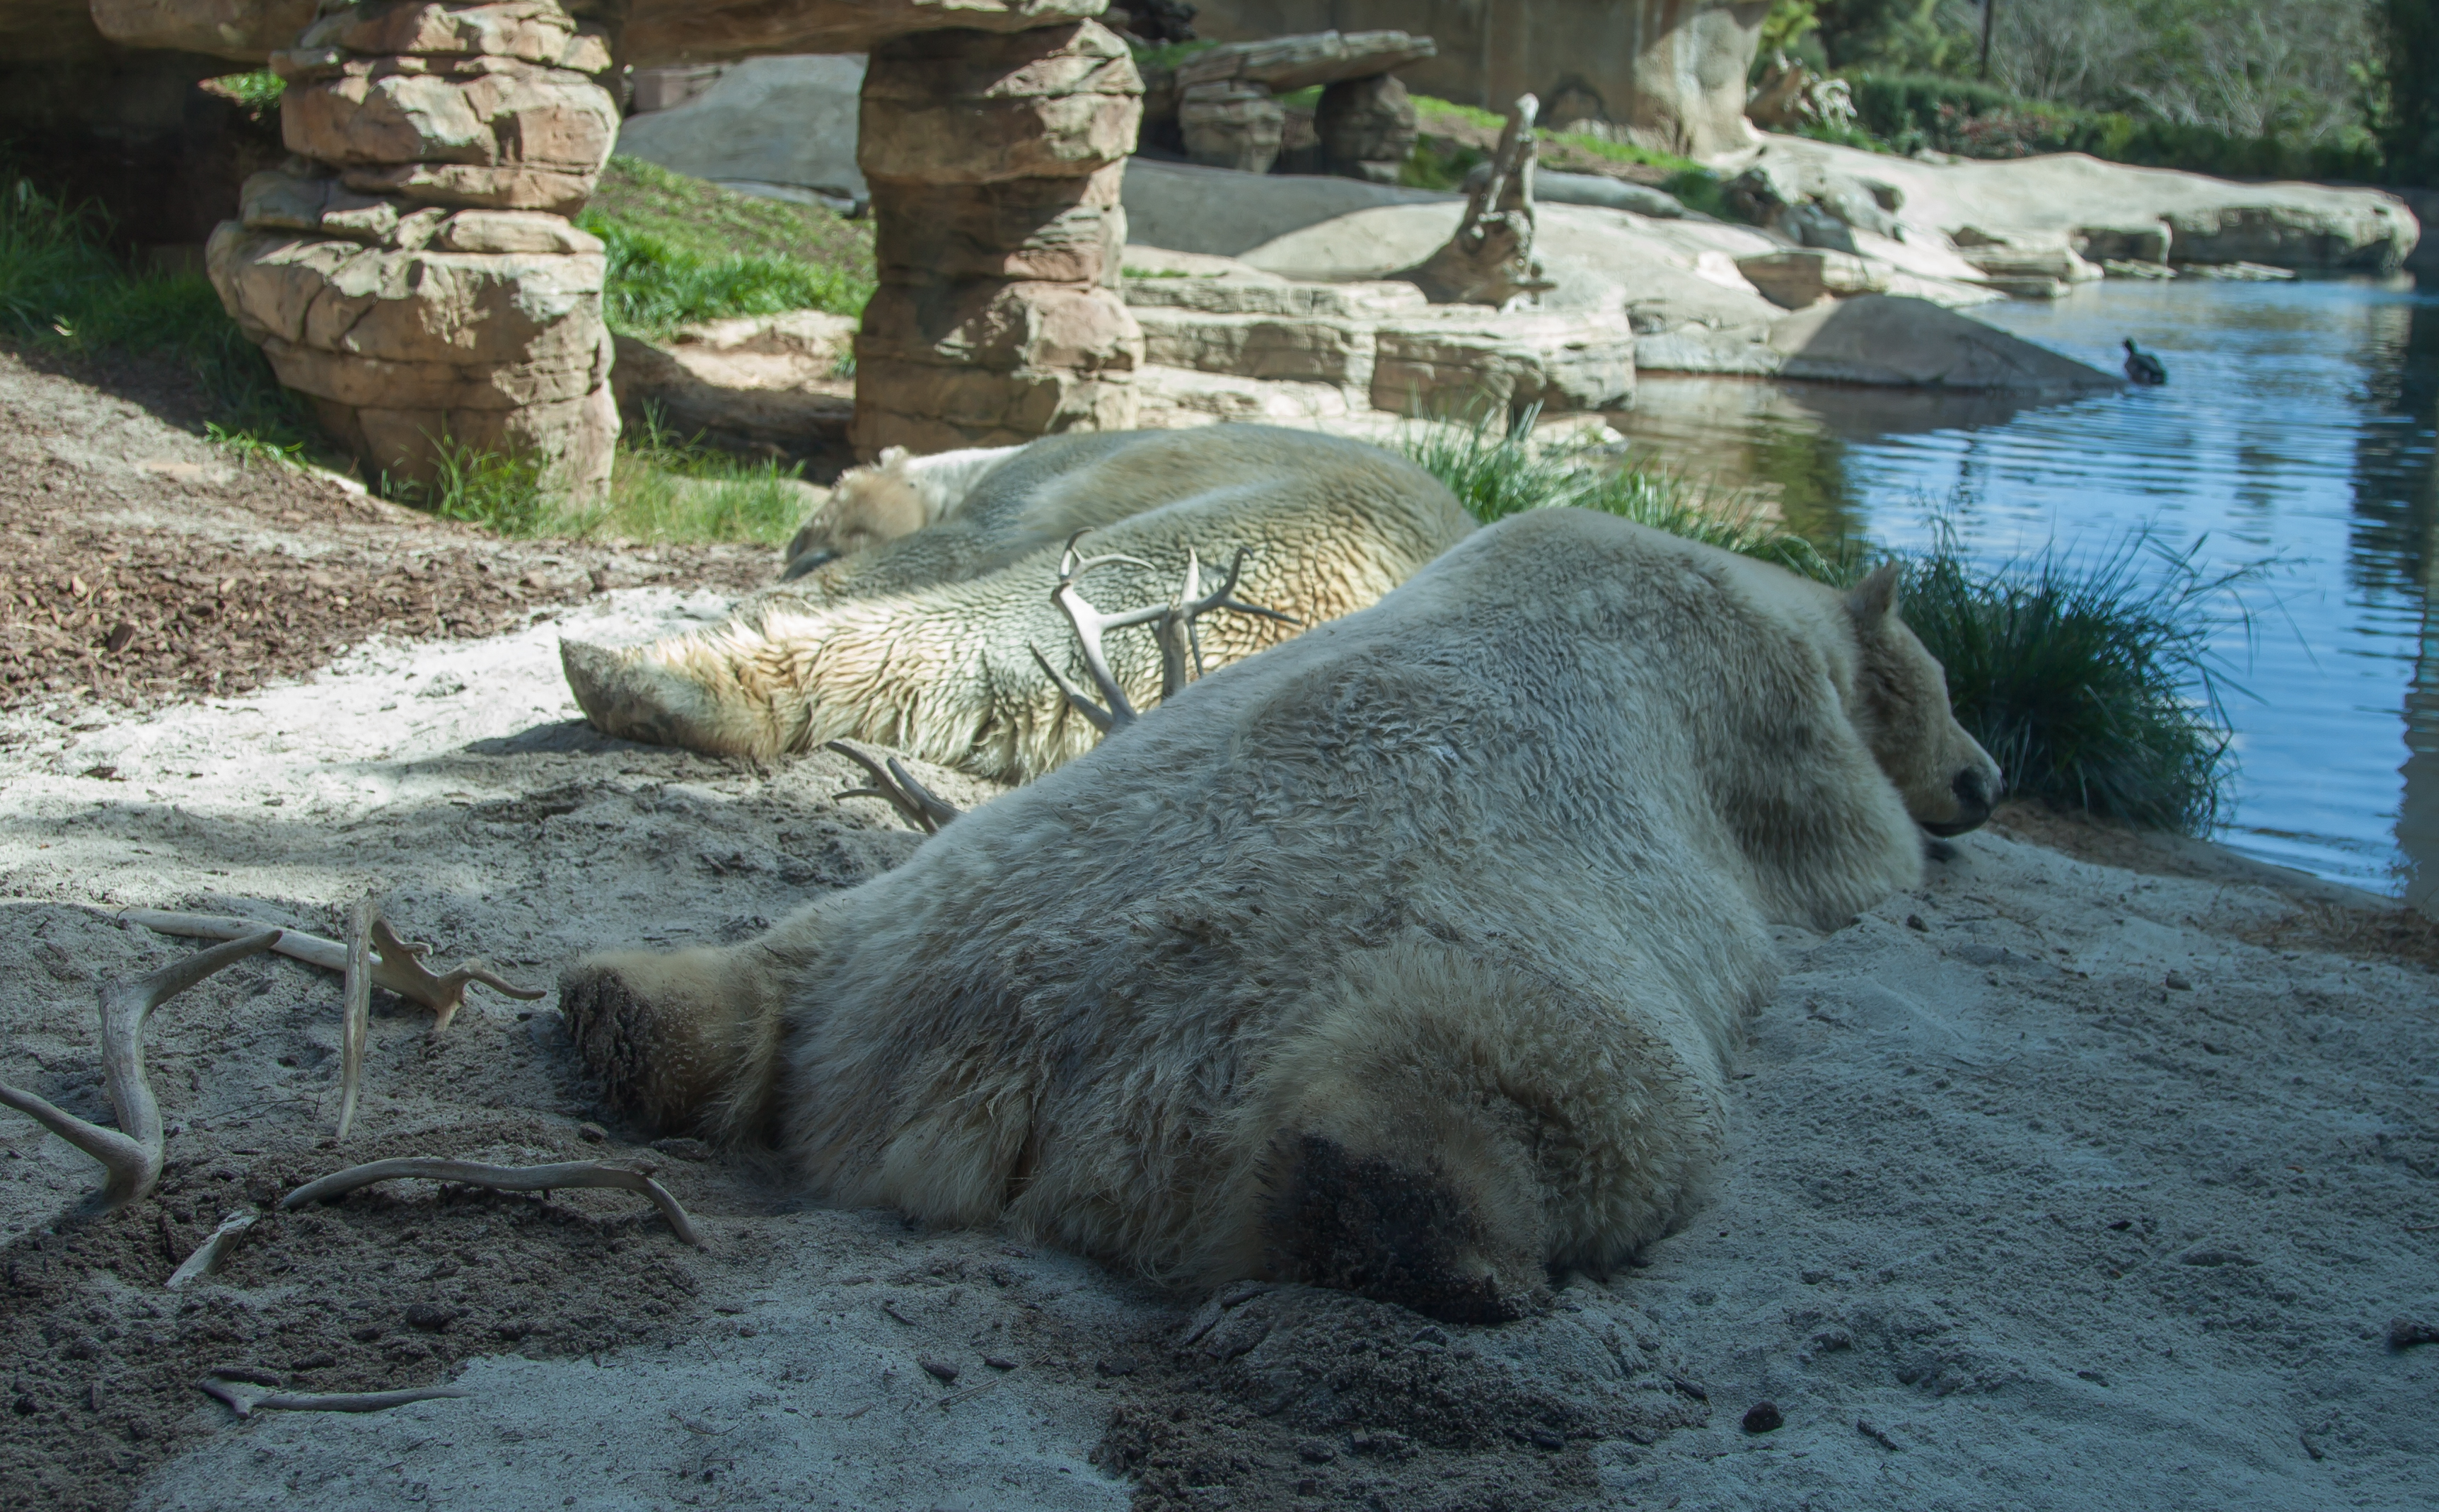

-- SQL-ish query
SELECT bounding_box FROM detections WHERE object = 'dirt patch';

[1990,800,2439,971]
[0,347,772,714]
[1098,1284,1707,1511]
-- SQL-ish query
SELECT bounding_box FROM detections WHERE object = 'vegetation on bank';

[1403,96,1730,216]
[1401,419,2242,835]
[577,156,874,339]
[1763,0,2430,185]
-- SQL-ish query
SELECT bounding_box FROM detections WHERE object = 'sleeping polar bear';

[560,427,1476,779]
[559,509,2003,1322]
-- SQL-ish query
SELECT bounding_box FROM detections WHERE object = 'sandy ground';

[1,360,2434,1512]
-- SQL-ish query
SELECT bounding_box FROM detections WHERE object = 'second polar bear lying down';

[560,426,1476,778]
[558,511,2004,1323]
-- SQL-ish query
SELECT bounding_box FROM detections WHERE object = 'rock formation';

[850,20,1146,456]
[207,0,622,496]
[1169,28,1433,176]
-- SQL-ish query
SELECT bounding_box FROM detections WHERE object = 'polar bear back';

[767,509,1940,1275]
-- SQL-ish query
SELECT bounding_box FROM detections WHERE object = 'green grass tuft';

[1399,413,1840,581]
[579,157,876,339]
[383,435,558,536]
[0,175,314,453]
[1896,530,2249,835]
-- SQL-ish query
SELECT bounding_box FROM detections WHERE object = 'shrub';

[1894,530,2249,834]
[0,176,312,451]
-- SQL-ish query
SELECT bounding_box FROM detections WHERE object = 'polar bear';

[558,510,2003,1322]
[560,427,1476,778]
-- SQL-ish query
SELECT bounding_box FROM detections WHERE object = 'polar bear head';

[1839,562,2003,837]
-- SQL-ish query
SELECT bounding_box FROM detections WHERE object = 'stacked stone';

[207,0,621,496]
[1174,30,1434,178]
[852,21,1145,458]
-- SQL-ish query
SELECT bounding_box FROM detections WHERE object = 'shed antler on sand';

[282,1158,705,1248]
[120,905,545,1033]
[0,931,282,1214]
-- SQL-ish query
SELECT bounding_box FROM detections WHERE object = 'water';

[1611,275,2439,903]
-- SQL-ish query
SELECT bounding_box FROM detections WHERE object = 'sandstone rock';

[859,280,1141,377]
[1131,306,1376,391]
[859,21,1141,184]
[278,56,618,214]
[1766,295,2119,392]
[1316,73,1415,182]
[1953,235,2104,284]
[318,378,617,494]
[1130,364,1357,429]
[1178,81,1284,175]
[1122,274,1425,321]
[89,0,317,62]
[1371,309,1635,417]
[622,0,1106,70]
[610,314,859,454]
[209,219,606,395]
[615,54,868,202]
[850,360,1137,455]
[299,0,612,71]
[1173,29,1435,93]
[873,173,1125,285]
[1749,134,2418,274]
[1735,249,1890,310]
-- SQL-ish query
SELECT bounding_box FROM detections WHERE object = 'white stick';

[281,1158,706,1248]
[335,895,372,1141]
[166,1208,260,1289]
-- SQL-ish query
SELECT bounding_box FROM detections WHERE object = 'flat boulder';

[1174,29,1435,93]
[1766,295,2121,392]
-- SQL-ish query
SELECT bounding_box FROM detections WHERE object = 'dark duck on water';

[2123,339,2167,385]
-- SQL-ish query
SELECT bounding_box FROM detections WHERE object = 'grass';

[385,410,816,546]
[1896,529,2249,834]
[1403,94,1725,214]
[0,175,314,453]
[578,158,874,340]
[1398,416,2244,834]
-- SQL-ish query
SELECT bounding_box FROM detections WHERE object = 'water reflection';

[1611,275,2439,903]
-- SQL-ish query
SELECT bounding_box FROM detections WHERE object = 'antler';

[0,931,282,1214]
[828,739,962,834]
[1030,534,1297,734]
[120,907,545,1033]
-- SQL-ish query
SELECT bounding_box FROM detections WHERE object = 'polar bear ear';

[1845,562,1903,628]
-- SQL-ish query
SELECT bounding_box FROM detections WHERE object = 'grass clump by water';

[1399,416,2244,834]
[578,156,875,339]
[0,176,314,452]
[1896,531,2246,835]
[1399,413,1840,581]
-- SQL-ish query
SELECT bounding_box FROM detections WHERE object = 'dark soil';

[0,347,772,715]
[1,1112,719,1512]
[1096,1284,1707,1512]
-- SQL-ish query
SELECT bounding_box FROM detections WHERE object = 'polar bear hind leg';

[557,942,794,1144]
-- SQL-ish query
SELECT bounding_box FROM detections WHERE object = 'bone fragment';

[119,907,545,1032]
[0,931,282,1214]
[335,895,373,1141]
[281,1157,705,1248]
[166,1208,261,1289]
[200,1368,470,1417]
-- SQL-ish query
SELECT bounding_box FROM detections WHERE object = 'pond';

[1611,274,2439,906]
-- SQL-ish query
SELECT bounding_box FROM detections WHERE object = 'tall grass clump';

[1398,414,1841,581]
[0,175,312,450]
[591,409,813,545]
[1893,529,2249,834]
[383,434,557,535]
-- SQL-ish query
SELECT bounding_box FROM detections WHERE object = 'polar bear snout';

[1922,762,2002,837]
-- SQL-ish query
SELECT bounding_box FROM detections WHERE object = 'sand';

[1,366,2433,1512]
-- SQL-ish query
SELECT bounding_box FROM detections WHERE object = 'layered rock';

[852,21,1145,456]
[1167,28,1433,178]
[210,0,620,495]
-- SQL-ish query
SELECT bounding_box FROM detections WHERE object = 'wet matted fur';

[560,511,2003,1321]
[560,426,1477,778]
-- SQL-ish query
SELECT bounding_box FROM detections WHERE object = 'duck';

[2123,339,2167,385]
